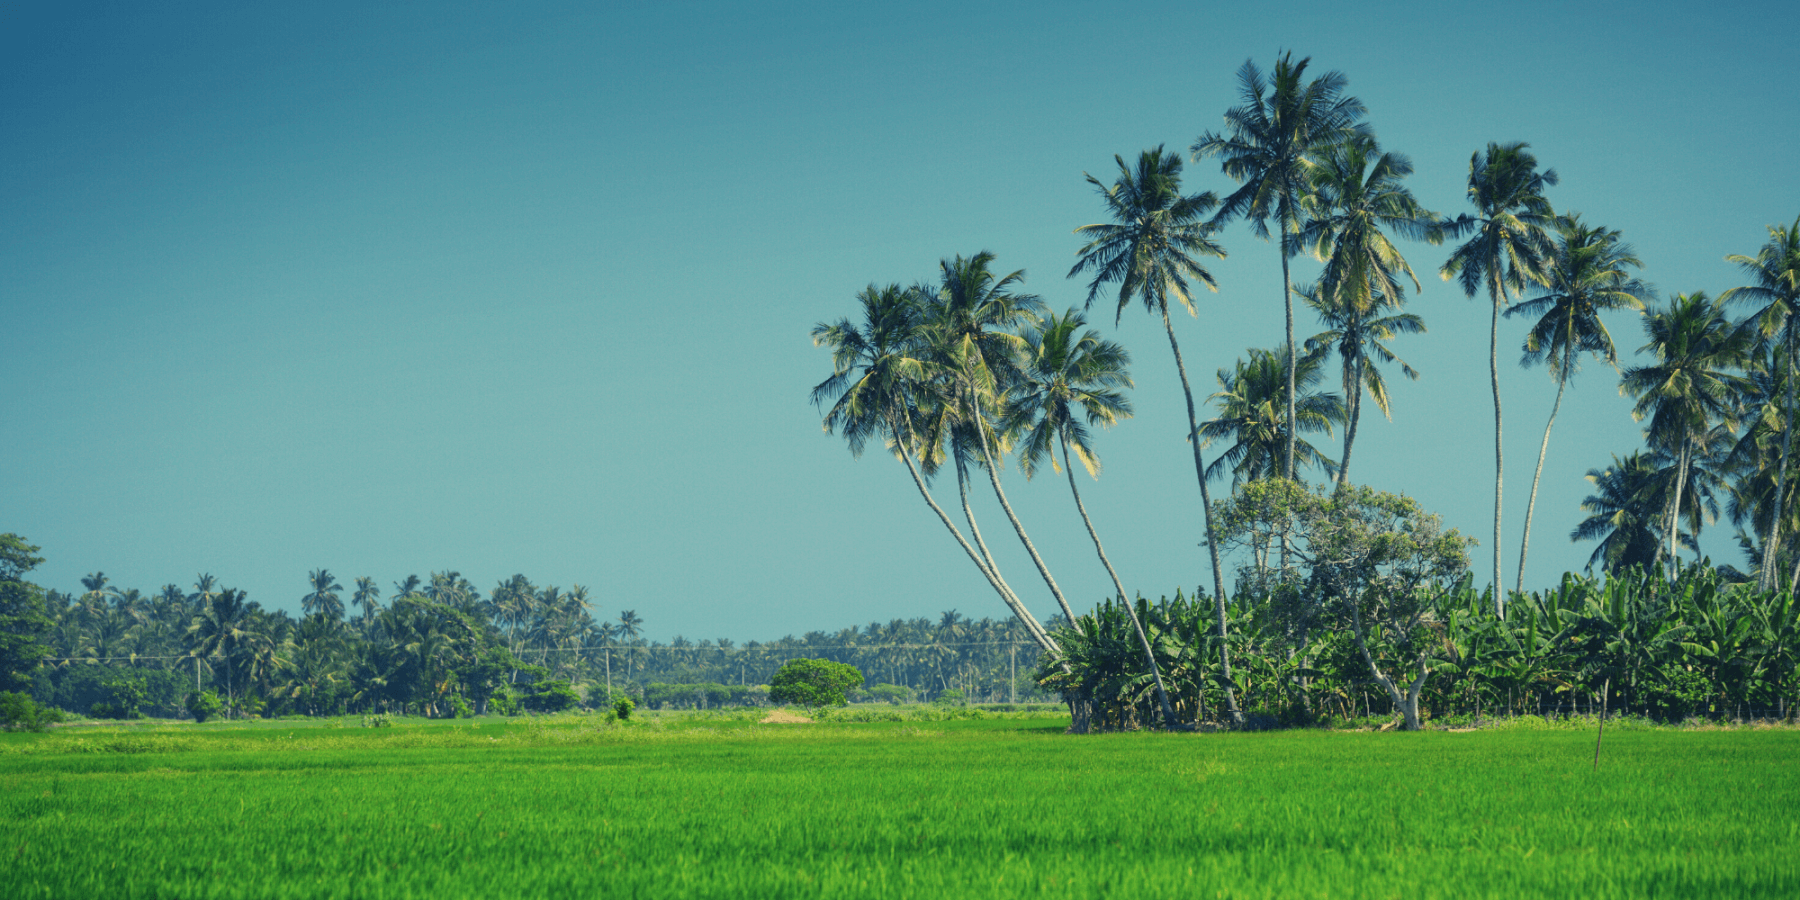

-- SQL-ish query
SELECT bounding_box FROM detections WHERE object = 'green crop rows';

[3,715,1796,898]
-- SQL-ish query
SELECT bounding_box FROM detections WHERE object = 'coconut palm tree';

[1723,349,1800,591]
[1503,215,1651,592]
[1198,345,1346,490]
[925,252,1084,630]
[1571,452,1664,574]
[1721,216,1800,590]
[1621,292,1753,576]
[1067,147,1242,723]
[1439,142,1559,613]
[1299,280,1423,485]
[301,569,345,621]
[1192,52,1367,483]
[1007,308,1176,727]
[186,587,261,715]
[351,577,382,627]
[812,282,1057,653]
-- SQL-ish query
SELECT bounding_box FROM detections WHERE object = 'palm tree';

[1723,349,1800,591]
[1722,216,1800,590]
[926,252,1082,630]
[1503,215,1651,592]
[351,577,382,626]
[1007,308,1176,727]
[301,569,345,621]
[186,587,260,715]
[617,609,643,679]
[1439,141,1559,612]
[1299,280,1423,485]
[1198,345,1346,489]
[1067,146,1242,723]
[1571,452,1664,574]
[1621,292,1753,576]
[812,282,1057,653]
[1192,52,1367,484]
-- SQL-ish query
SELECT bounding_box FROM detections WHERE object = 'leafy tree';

[1439,142,1558,610]
[1193,52,1367,483]
[769,658,864,711]
[1212,480,1475,729]
[0,691,62,732]
[1068,146,1240,722]
[0,534,52,690]
[1505,215,1651,591]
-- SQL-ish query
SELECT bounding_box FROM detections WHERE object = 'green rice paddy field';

[3,713,1796,898]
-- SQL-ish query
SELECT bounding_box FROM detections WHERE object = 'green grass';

[3,714,1796,898]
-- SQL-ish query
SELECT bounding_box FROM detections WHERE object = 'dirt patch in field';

[759,710,813,724]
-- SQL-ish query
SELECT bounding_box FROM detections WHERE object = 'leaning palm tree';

[1621,292,1753,577]
[1198,345,1346,489]
[1723,349,1800,591]
[1192,52,1367,483]
[1721,215,1800,590]
[1439,141,1559,613]
[1299,280,1423,485]
[1007,309,1176,727]
[1503,214,1651,592]
[301,569,345,621]
[924,253,1081,630]
[1068,146,1240,722]
[812,282,1056,653]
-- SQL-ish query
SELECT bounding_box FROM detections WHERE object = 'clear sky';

[4,0,1797,642]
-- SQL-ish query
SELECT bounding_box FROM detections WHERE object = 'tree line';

[810,52,1799,729]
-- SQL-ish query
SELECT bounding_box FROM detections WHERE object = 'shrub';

[769,659,863,711]
[184,690,224,723]
[934,688,966,706]
[613,696,635,721]
[1,690,62,732]
[520,679,580,713]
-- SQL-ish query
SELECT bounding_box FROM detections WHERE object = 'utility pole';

[1010,644,1016,704]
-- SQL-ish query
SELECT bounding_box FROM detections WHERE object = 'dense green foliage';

[1043,561,1799,731]
[0,535,53,691]
[2,717,1796,898]
[770,658,865,710]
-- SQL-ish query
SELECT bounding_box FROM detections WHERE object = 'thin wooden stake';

[1592,677,1610,772]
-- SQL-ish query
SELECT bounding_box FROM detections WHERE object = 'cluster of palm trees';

[33,570,647,717]
[812,51,1800,727]
[1576,224,1800,594]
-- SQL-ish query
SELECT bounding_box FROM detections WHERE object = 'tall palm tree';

[617,609,643,679]
[1721,216,1800,590]
[1192,52,1367,483]
[1299,280,1423,485]
[1198,345,1346,490]
[1439,142,1559,613]
[926,252,1082,630]
[1571,452,1665,574]
[1621,292,1753,576]
[1503,215,1651,592]
[1068,146,1240,722]
[351,577,382,626]
[1008,309,1176,727]
[301,569,345,621]
[812,282,1057,653]
[1723,349,1800,591]
[186,587,260,715]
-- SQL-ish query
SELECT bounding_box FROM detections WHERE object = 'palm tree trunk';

[1489,272,1506,617]
[1517,369,1568,594]
[1339,354,1361,486]
[956,463,1054,650]
[1282,251,1297,482]
[1664,438,1691,579]
[894,430,1057,654]
[1060,436,1177,728]
[1760,341,1796,591]
[1160,304,1242,724]
[972,411,1081,631]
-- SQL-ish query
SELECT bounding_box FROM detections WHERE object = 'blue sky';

[4,1,1797,641]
